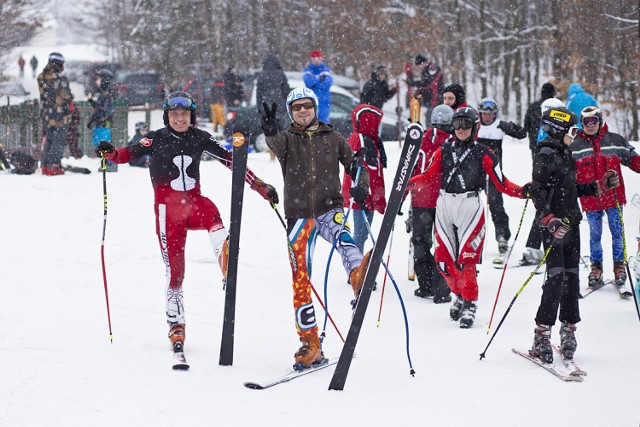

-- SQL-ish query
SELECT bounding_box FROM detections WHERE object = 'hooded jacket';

[256,53,290,118]
[570,123,640,211]
[341,104,386,213]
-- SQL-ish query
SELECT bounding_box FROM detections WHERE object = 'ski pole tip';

[109,334,114,343]
[409,368,416,377]
[479,353,485,361]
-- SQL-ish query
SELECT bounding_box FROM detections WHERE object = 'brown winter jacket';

[267,122,369,219]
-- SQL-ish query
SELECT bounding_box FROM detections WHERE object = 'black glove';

[349,185,368,206]
[251,178,279,204]
[521,182,532,198]
[362,135,378,167]
[349,148,366,179]
[261,102,278,137]
[95,140,115,157]
[540,214,570,240]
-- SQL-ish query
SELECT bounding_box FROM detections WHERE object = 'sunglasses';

[291,102,315,112]
[566,125,579,139]
[452,118,474,130]
[582,116,600,127]
[166,97,194,110]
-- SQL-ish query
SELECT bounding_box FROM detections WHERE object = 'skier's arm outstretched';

[482,150,527,198]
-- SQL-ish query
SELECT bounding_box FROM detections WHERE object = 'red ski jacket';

[409,127,451,208]
[570,123,640,211]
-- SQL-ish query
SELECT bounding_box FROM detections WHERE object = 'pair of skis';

[512,347,587,382]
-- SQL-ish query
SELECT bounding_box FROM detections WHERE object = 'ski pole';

[270,203,346,343]
[377,222,395,326]
[611,190,640,323]
[100,156,114,343]
[486,199,529,335]
[360,209,415,375]
[479,238,555,360]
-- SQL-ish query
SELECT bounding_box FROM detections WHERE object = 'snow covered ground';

[1,136,640,426]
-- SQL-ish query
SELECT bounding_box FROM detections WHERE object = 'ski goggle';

[566,125,579,139]
[581,116,600,127]
[479,100,497,112]
[290,102,315,112]
[452,117,474,130]
[165,96,195,110]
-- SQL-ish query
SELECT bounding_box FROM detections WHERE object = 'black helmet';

[541,106,578,139]
[48,52,65,64]
[451,106,479,139]
[162,91,196,126]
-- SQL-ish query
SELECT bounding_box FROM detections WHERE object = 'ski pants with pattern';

[287,208,363,340]
[155,189,227,325]
[535,227,581,326]
[434,190,486,302]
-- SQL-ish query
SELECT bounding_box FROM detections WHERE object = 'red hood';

[351,104,383,138]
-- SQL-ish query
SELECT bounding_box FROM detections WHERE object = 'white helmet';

[286,87,319,123]
[540,97,564,114]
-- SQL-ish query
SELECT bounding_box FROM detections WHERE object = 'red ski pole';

[100,156,114,342]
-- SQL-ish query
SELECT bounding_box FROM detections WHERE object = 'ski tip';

[172,363,190,371]
[243,382,264,390]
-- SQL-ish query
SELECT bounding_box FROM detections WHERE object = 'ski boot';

[613,260,627,289]
[168,323,186,345]
[530,324,553,363]
[459,300,477,329]
[559,322,577,360]
[519,248,543,266]
[414,287,433,299]
[497,238,509,257]
[349,250,372,296]
[293,333,324,371]
[449,294,464,321]
[588,261,604,289]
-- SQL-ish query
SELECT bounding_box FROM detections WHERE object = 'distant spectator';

[566,83,598,129]
[18,56,25,78]
[524,82,556,152]
[223,66,244,106]
[37,52,73,176]
[87,69,118,172]
[303,50,333,123]
[256,53,290,130]
[127,122,150,168]
[407,53,445,123]
[30,55,38,78]
[209,79,225,133]
[360,65,398,110]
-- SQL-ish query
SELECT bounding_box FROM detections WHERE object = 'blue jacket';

[303,61,333,123]
[566,83,598,129]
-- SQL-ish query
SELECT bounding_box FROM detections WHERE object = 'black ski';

[328,122,423,391]
[62,164,91,174]
[219,132,249,366]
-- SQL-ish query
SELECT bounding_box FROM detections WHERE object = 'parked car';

[224,76,403,150]
[117,72,166,106]
[82,62,122,94]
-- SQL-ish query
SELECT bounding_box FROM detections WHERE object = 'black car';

[117,72,166,106]
[224,76,401,150]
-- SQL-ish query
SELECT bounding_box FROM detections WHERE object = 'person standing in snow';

[18,56,25,78]
[261,87,371,370]
[476,97,528,260]
[30,55,38,78]
[223,66,244,107]
[528,106,612,364]
[406,53,445,124]
[570,106,640,294]
[94,91,279,349]
[37,52,73,176]
[407,104,454,303]
[340,104,387,253]
[87,69,119,172]
[360,65,397,110]
[303,50,333,123]
[406,106,528,328]
[256,53,290,132]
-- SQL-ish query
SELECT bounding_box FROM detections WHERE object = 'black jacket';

[360,73,396,109]
[256,53,290,119]
[530,137,597,226]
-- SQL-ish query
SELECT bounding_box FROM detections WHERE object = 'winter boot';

[588,262,603,288]
[414,287,433,299]
[168,323,186,345]
[449,294,464,321]
[218,237,229,280]
[530,324,553,363]
[613,260,627,289]
[350,250,372,296]
[497,238,509,256]
[293,333,324,370]
[559,322,577,360]
[459,300,477,329]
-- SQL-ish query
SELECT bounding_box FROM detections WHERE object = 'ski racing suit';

[408,137,525,301]
[105,126,271,325]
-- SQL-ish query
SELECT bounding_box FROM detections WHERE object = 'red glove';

[540,214,570,240]
[251,178,279,204]
[597,170,620,195]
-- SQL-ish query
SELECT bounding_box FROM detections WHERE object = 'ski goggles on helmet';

[452,117,474,130]
[290,102,315,112]
[566,125,579,139]
[581,116,600,127]
[165,96,195,111]
[479,100,497,112]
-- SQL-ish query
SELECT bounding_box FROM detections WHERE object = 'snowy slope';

[1,137,639,427]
